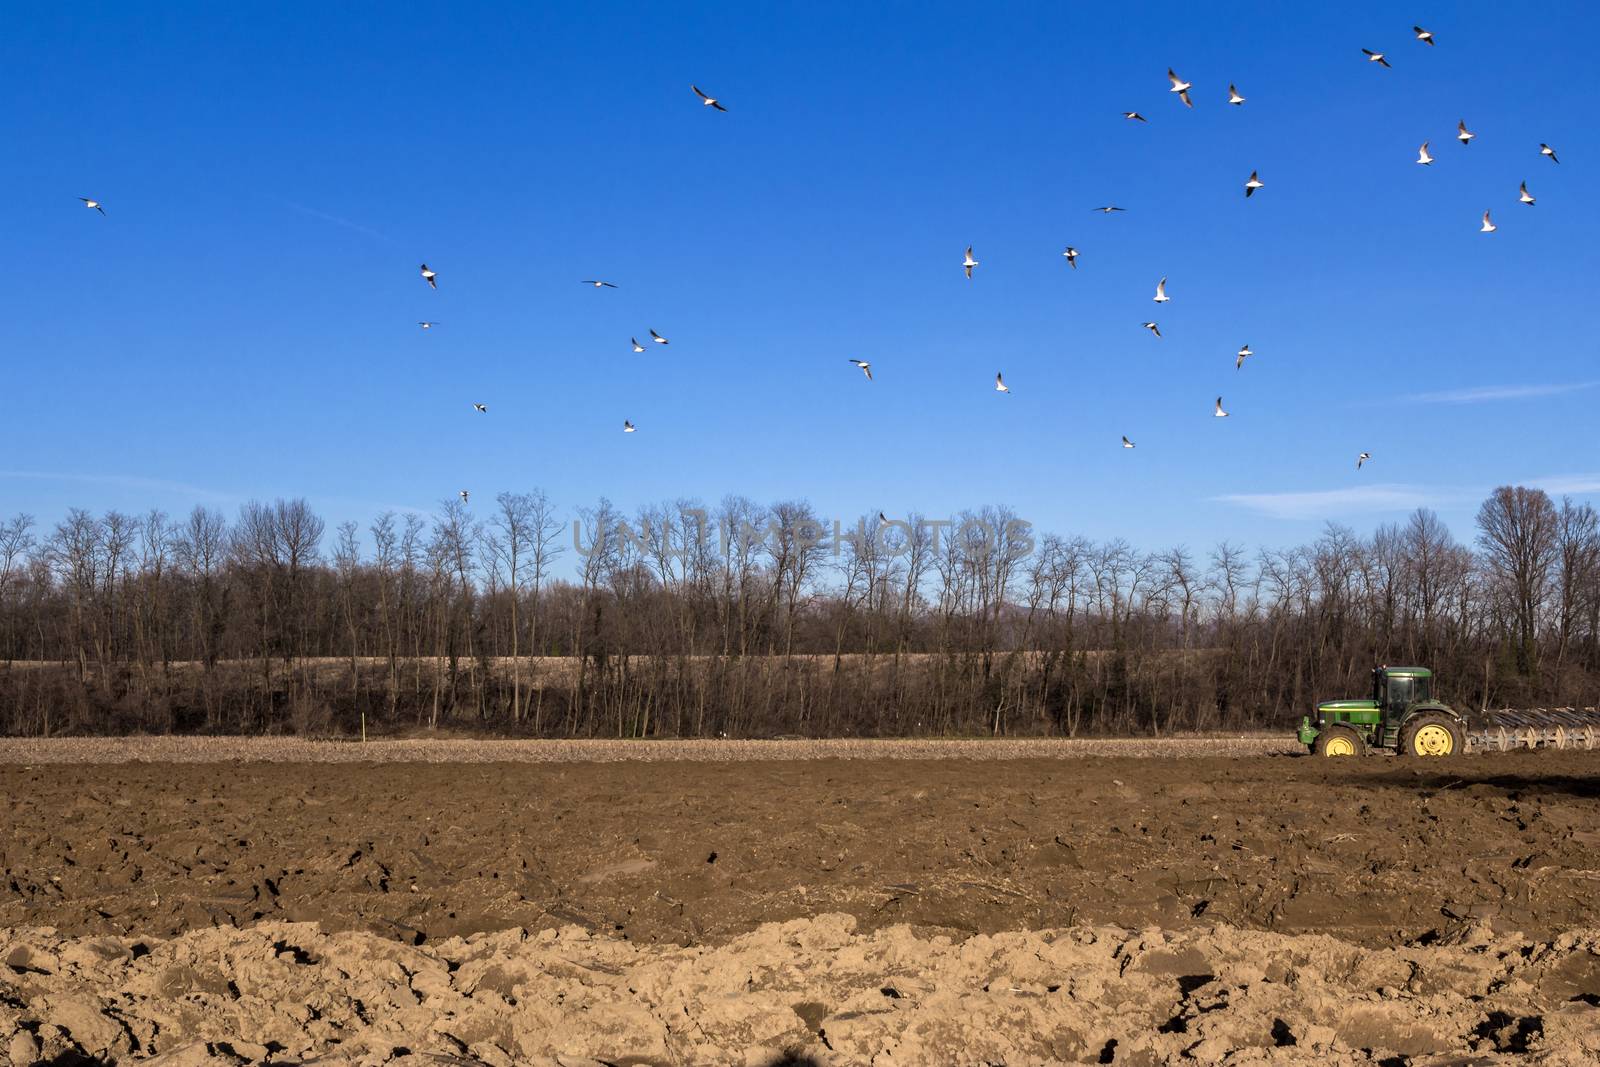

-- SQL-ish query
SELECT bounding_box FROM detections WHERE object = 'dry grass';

[0,735,1299,765]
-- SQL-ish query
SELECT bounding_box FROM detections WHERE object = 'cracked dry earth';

[2,747,1600,1064]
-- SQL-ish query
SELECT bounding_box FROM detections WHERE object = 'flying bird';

[623,420,636,433]
[848,358,873,381]
[78,197,105,215]
[1228,84,1246,105]
[1215,397,1230,418]
[1153,277,1170,302]
[1362,48,1391,68]
[1167,68,1193,107]
[1063,246,1079,269]
[631,338,646,352]
[459,490,470,503]
[963,246,978,278]
[1481,210,1497,233]
[1143,322,1162,338]
[649,329,669,344]
[1414,26,1434,45]
[878,512,891,528]
[1122,436,1136,449]
[1093,205,1126,214]
[1541,143,1560,164]
[1457,120,1475,145]
[1519,182,1536,205]
[1236,344,1253,370]
[418,321,438,329]
[1123,111,1148,122]
[1357,451,1372,469]
[691,85,727,111]
[473,403,487,413]
[581,280,618,288]
[1244,170,1263,197]
[420,264,437,289]
[1417,142,1434,165]
[995,372,1010,393]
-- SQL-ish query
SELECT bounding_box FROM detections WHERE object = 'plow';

[1299,666,1600,757]
[1466,707,1600,752]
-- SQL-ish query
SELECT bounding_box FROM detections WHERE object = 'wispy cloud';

[0,470,240,504]
[279,200,399,247]
[1213,484,1457,521]
[1404,381,1598,405]
[1529,473,1600,497]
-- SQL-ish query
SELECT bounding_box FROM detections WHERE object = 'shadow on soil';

[760,1054,825,1067]
[1357,771,1600,799]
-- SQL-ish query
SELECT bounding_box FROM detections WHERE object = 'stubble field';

[2,739,1599,1065]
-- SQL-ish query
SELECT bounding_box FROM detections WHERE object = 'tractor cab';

[1374,667,1432,741]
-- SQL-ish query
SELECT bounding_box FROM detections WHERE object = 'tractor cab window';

[1386,676,1415,717]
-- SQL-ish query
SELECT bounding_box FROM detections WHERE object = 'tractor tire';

[1400,712,1465,757]
[1312,724,1366,758]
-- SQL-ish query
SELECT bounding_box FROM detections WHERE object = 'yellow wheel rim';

[1413,724,1454,756]
[1324,736,1356,757]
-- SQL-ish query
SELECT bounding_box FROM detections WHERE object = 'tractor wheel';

[1400,713,1464,757]
[1312,724,1366,758]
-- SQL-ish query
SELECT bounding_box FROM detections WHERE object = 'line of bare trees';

[1,485,1596,738]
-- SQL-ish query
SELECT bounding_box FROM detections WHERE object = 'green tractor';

[1298,666,1467,757]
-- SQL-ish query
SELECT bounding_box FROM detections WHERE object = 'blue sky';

[3,1,1596,555]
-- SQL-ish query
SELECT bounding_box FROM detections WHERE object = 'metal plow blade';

[1467,707,1600,752]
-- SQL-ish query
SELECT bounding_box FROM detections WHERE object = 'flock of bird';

[978,24,1559,464]
[74,24,1567,500]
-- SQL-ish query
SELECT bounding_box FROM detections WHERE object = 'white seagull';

[418,321,438,329]
[1153,277,1170,302]
[995,372,1010,393]
[1167,68,1193,107]
[1481,210,1497,233]
[1236,344,1253,370]
[582,280,618,288]
[1093,205,1126,213]
[1063,246,1079,269]
[473,403,488,413]
[1457,120,1475,145]
[649,329,669,344]
[79,197,106,215]
[1143,321,1162,338]
[963,246,978,278]
[878,512,891,528]
[1228,84,1245,105]
[631,338,646,352]
[848,358,873,381]
[1123,111,1148,122]
[1414,26,1434,45]
[1357,451,1372,469]
[691,85,727,112]
[1417,142,1434,165]
[1362,48,1391,68]
[1541,143,1560,164]
[420,264,437,289]
[1244,170,1263,197]
[1215,397,1230,418]
[1122,436,1136,449]
[1519,182,1536,205]
[624,420,636,433]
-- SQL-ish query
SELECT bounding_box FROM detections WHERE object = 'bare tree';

[0,515,36,666]
[1476,486,1559,676]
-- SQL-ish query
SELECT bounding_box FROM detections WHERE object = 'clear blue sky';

[3,1,1596,554]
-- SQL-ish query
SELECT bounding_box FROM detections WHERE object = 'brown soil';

[4,915,1599,1065]
[3,745,1599,1064]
